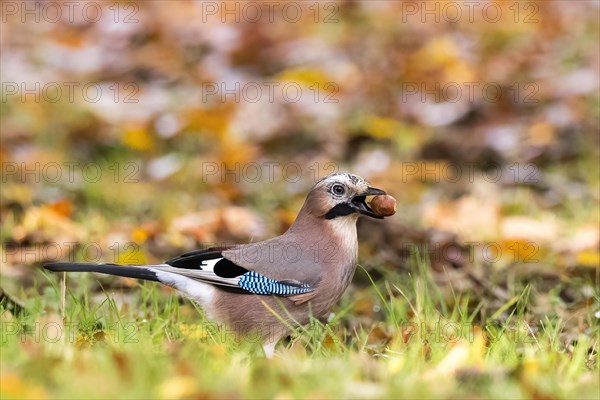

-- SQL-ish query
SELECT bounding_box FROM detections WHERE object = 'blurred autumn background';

[1,1,599,399]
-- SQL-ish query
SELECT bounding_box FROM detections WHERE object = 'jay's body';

[45,173,388,355]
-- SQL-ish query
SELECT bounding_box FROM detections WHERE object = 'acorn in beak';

[350,187,386,219]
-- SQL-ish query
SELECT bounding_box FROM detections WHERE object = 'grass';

[1,252,598,399]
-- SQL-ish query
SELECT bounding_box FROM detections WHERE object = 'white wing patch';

[151,269,216,309]
[150,266,241,287]
[200,258,222,272]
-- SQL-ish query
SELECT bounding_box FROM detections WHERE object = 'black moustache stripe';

[324,203,355,219]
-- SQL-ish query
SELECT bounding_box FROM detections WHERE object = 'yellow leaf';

[436,342,470,374]
[122,124,154,151]
[522,357,539,377]
[131,227,148,244]
[0,372,47,399]
[0,373,25,398]
[388,356,404,374]
[218,138,258,168]
[576,250,600,267]
[446,61,475,85]
[47,198,74,218]
[322,330,342,352]
[178,323,210,341]
[185,105,233,138]
[116,246,147,265]
[412,36,475,84]
[415,36,459,68]
[501,240,544,263]
[158,376,198,399]
[276,68,335,92]
[364,116,399,139]
[20,206,85,242]
[528,122,555,146]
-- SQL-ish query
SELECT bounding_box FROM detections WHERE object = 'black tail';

[44,262,160,282]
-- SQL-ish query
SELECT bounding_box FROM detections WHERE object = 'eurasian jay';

[45,173,391,356]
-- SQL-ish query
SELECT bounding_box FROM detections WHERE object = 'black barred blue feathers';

[238,271,313,295]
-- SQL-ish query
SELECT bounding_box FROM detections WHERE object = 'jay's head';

[303,173,386,220]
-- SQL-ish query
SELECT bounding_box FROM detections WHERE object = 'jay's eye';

[332,184,345,196]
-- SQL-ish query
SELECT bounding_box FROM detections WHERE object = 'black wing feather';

[44,263,159,282]
[166,246,249,278]
[213,258,248,278]
[166,246,231,269]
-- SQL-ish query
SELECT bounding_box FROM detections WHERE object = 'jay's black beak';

[351,187,386,219]
[365,187,386,196]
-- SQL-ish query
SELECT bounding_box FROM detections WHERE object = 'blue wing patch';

[238,271,313,295]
